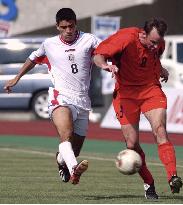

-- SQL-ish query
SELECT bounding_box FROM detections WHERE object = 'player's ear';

[56,23,60,31]
[139,31,146,42]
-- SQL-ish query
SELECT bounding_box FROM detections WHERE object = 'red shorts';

[112,84,167,125]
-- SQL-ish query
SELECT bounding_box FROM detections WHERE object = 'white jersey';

[29,31,101,110]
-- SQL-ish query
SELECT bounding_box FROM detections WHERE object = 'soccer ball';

[115,149,142,175]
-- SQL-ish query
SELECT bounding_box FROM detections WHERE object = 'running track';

[0,120,183,146]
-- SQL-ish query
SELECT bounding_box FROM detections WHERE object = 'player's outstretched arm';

[4,59,36,93]
[93,54,118,78]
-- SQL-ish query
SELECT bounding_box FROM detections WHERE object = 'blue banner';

[0,0,18,21]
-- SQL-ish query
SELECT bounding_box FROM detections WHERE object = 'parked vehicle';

[161,35,183,88]
[0,37,52,119]
[0,37,103,119]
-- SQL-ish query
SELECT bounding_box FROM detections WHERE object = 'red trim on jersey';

[51,89,59,106]
[33,55,51,71]
[59,31,80,45]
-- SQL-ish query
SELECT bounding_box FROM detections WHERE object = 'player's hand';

[101,64,119,78]
[160,67,169,83]
[4,78,18,93]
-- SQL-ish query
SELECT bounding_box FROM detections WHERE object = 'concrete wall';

[1,0,155,36]
[1,0,183,36]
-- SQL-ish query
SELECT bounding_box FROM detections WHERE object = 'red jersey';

[94,27,165,87]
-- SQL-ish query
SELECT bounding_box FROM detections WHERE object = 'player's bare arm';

[93,54,119,77]
[160,66,169,83]
[4,59,36,93]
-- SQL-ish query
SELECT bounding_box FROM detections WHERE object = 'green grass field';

[0,135,183,204]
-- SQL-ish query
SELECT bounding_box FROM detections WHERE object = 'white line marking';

[1,148,183,168]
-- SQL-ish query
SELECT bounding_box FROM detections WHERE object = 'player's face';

[145,27,162,51]
[56,20,77,42]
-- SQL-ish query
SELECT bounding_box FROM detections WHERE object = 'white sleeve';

[92,35,102,49]
[29,42,46,61]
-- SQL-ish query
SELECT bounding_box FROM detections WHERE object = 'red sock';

[158,142,177,181]
[138,149,154,185]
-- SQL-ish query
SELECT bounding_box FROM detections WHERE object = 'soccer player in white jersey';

[4,8,101,185]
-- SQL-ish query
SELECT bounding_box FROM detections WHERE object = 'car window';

[177,43,183,63]
[0,45,39,64]
[166,42,172,59]
[0,66,20,75]
[0,39,47,75]
[0,63,48,75]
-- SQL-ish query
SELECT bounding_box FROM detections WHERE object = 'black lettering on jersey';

[116,105,123,119]
[71,64,78,74]
[65,49,75,52]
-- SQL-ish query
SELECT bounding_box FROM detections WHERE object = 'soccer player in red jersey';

[94,18,182,199]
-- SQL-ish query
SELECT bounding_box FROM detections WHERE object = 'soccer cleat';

[70,160,88,185]
[169,175,182,193]
[56,152,70,183]
[144,182,159,199]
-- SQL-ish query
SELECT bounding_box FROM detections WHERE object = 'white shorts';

[48,87,90,136]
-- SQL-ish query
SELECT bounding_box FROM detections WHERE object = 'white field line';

[1,147,183,168]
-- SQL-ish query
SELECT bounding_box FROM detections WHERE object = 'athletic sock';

[138,149,154,185]
[158,142,177,181]
[56,152,64,164]
[59,141,77,174]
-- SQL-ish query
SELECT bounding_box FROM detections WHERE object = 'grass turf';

[0,135,183,203]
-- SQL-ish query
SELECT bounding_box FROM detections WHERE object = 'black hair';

[144,17,168,37]
[56,8,76,24]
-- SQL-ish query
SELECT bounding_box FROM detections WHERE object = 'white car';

[161,35,183,88]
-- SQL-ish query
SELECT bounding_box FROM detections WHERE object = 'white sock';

[59,141,77,174]
[56,152,64,164]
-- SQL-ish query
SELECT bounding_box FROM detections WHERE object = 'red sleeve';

[33,55,51,71]
[94,28,134,58]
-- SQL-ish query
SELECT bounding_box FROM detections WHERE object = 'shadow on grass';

[84,194,145,200]
[84,194,183,202]
[159,195,183,200]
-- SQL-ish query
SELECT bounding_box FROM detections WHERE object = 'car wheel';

[32,91,49,119]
